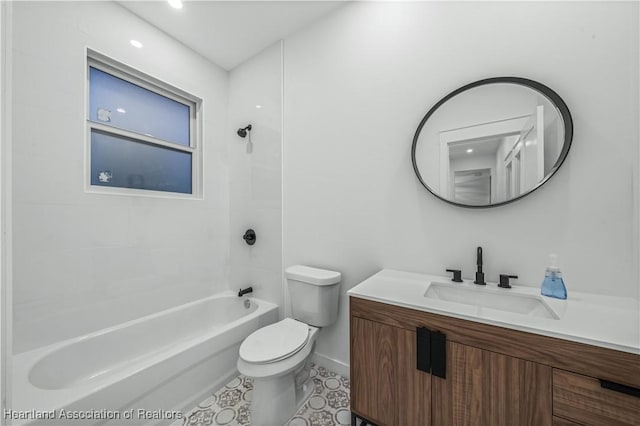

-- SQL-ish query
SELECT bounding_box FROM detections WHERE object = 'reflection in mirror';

[412,78,572,208]
[454,168,491,205]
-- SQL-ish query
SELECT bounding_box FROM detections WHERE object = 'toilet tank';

[285,265,341,327]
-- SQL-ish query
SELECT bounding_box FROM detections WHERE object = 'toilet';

[237,265,341,426]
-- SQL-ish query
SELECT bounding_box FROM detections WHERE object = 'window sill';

[85,185,203,201]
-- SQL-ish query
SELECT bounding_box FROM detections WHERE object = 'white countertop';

[347,269,640,355]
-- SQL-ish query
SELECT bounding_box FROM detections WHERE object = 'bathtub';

[10,292,278,425]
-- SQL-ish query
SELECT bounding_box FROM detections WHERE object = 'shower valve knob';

[243,229,256,245]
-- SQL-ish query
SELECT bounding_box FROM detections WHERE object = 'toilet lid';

[239,318,310,364]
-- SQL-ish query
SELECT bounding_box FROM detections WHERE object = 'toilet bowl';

[237,265,341,426]
[237,319,318,425]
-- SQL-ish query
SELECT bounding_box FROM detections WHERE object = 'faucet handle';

[498,274,518,289]
[446,269,463,283]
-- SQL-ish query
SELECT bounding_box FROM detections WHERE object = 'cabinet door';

[350,317,430,426]
[397,327,431,426]
[432,341,552,426]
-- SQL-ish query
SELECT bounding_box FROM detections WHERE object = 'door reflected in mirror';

[453,168,491,206]
[412,78,572,208]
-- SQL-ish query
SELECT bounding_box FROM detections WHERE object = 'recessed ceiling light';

[168,0,183,9]
[116,108,126,114]
[466,148,473,153]
[130,40,143,48]
[255,105,262,109]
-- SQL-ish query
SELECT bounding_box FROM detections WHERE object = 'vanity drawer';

[553,369,640,426]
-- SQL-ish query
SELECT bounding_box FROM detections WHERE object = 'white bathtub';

[10,292,278,425]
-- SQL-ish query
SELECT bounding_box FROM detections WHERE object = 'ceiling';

[118,1,346,70]
[449,136,504,160]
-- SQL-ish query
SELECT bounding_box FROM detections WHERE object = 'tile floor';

[172,364,352,426]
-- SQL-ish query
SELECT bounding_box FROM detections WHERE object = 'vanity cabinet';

[432,341,551,426]
[350,317,430,425]
[350,297,640,426]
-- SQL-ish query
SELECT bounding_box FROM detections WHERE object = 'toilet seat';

[239,318,310,364]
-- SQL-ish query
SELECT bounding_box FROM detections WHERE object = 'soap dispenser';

[541,254,567,300]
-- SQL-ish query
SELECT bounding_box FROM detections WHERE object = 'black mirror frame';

[411,76,573,208]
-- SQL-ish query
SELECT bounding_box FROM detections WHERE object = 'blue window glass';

[91,130,192,194]
[89,67,191,147]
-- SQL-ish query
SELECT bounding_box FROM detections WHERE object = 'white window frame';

[85,49,203,199]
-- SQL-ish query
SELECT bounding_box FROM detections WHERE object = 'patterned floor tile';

[284,365,351,426]
[172,364,351,426]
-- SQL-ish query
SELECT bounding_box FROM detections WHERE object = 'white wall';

[11,1,229,353]
[283,2,639,369]
[228,42,283,314]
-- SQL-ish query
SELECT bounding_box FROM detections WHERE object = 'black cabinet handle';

[431,331,446,379]
[600,379,640,398]
[416,327,446,378]
[416,327,431,373]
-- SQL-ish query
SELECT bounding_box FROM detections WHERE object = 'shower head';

[237,124,252,138]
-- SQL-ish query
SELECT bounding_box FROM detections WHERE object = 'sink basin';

[425,282,559,320]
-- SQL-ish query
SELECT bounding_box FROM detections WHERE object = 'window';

[86,52,201,197]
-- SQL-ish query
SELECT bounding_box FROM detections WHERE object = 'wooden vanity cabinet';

[350,297,640,426]
[432,341,552,426]
[350,317,430,426]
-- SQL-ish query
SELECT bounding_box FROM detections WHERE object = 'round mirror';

[412,77,573,208]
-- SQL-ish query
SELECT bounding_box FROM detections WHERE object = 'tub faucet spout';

[238,287,253,297]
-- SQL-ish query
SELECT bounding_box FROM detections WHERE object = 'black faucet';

[474,246,486,285]
[238,286,253,297]
[498,274,518,289]
[446,268,463,283]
